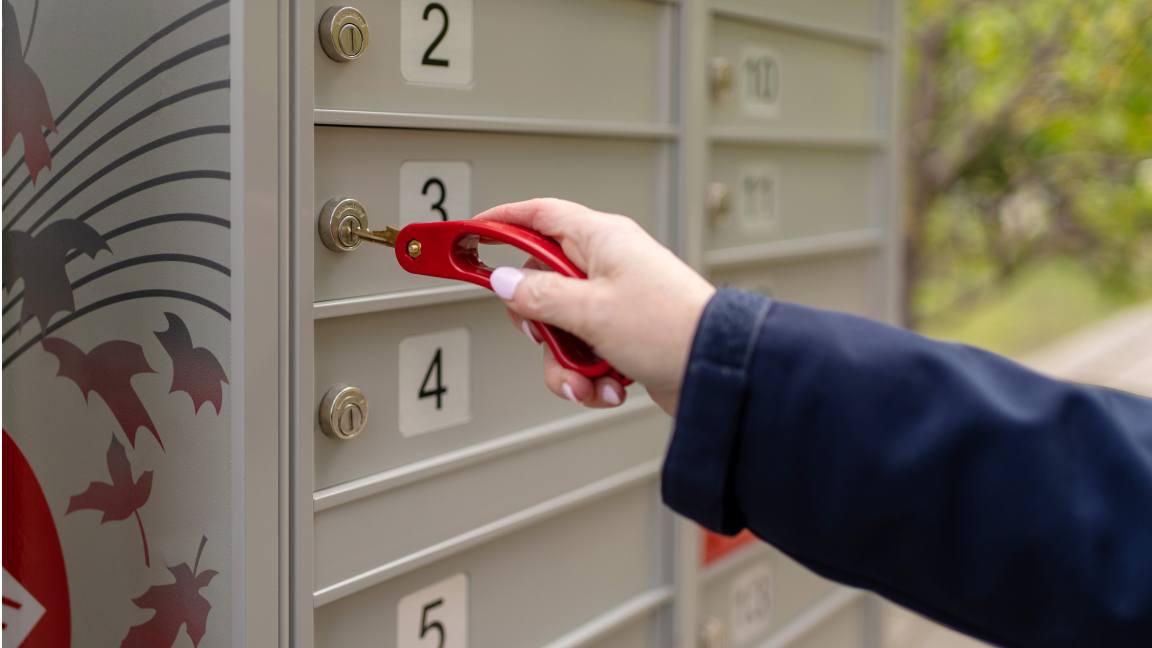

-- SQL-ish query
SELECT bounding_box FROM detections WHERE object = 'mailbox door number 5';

[401,0,473,86]
[398,574,468,648]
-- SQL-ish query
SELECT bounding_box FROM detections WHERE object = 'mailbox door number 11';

[397,574,468,648]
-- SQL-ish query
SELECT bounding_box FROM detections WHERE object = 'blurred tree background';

[905,0,1152,354]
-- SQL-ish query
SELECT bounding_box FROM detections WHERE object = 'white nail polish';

[601,384,622,406]
[562,382,578,402]
[490,266,524,300]
[521,320,538,343]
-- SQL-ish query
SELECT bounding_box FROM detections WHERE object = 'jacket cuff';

[662,288,773,534]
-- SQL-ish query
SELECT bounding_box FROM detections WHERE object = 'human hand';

[474,198,716,415]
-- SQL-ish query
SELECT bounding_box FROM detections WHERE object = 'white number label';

[400,161,472,226]
[401,0,473,86]
[397,573,468,648]
[729,563,773,644]
[399,329,471,437]
[737,166,780,231]
[740,47,781,115]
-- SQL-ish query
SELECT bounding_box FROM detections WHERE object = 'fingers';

[474,198,602,249]
[511,308,625,408]
[489,266,597,340]
[540,346,626,408]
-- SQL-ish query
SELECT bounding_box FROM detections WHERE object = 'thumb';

[489,266,596,337]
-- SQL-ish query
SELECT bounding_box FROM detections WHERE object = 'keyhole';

[339,404,363,435]
[337,213,361,248]
[338,23,365,57]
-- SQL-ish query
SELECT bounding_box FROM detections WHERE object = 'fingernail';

[490,267,524,300]
[520,320,539,343]
[562,382,579,402]
[601,384,622,406]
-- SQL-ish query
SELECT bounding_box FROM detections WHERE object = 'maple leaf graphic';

[123,536,218,648]
[2,0,57,183]
[3,220,111,332]
[42,337,162,449]
[67,436,154,566]
[155,312,228,414]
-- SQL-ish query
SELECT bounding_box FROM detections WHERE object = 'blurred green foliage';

[905,0,1152,335]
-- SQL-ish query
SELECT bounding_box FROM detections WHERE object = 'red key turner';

[390,220,631,385]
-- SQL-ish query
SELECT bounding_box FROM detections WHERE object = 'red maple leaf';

[42,337,162,449]
[2,0,57,184]
[154,312,228,414]
[67,436,153,566]
[123,536,218,648]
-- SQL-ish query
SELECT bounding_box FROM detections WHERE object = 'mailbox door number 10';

[397,574,468,648]
[401,0,473,86]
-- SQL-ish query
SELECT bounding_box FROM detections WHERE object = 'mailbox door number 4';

[398,574,468,648]
[399,329,471,437]
[401,0,473,86]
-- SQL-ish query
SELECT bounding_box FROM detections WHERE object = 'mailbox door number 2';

[399,329,471,437]
[397,574,468,648]
[401,0,473,86]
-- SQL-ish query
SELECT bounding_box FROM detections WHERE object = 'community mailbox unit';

[1,0,902,646]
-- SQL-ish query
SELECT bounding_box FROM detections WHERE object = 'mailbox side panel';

[2,0,235,644]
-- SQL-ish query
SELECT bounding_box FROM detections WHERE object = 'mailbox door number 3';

[398,574,468,648]
[401,0,473,86]
[400,161,472,226]
[399,329,471,437]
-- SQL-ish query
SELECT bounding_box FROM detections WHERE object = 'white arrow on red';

[3,568,46,645]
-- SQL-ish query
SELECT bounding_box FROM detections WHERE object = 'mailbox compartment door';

[708,144,878,252]
[315,483,666,647]
[314,126,665,303]
[314,0,672,123]
[709,18,881,134]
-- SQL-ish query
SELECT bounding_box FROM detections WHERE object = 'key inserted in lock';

[317,197,631,384]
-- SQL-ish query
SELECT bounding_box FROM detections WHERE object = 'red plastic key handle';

[393,220,631,385]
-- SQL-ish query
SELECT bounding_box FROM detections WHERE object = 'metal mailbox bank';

[2,0,901,645]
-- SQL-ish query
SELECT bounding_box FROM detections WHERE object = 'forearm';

[663,289,1152,646]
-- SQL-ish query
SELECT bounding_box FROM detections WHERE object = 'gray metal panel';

[313,126,666,302]
[708,18,881,134]
[710,252,883,318]
[313,0,672,123]
[707,144,879,251]
[313,407,670,591]
[561,612,662,648]
[314,298,633,487]
[768,598,865,648]
[231,0,291,641]
[712,0,884,36]
[314,483,665,647]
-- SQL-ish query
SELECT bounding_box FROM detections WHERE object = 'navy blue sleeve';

[662,289,1152,647]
